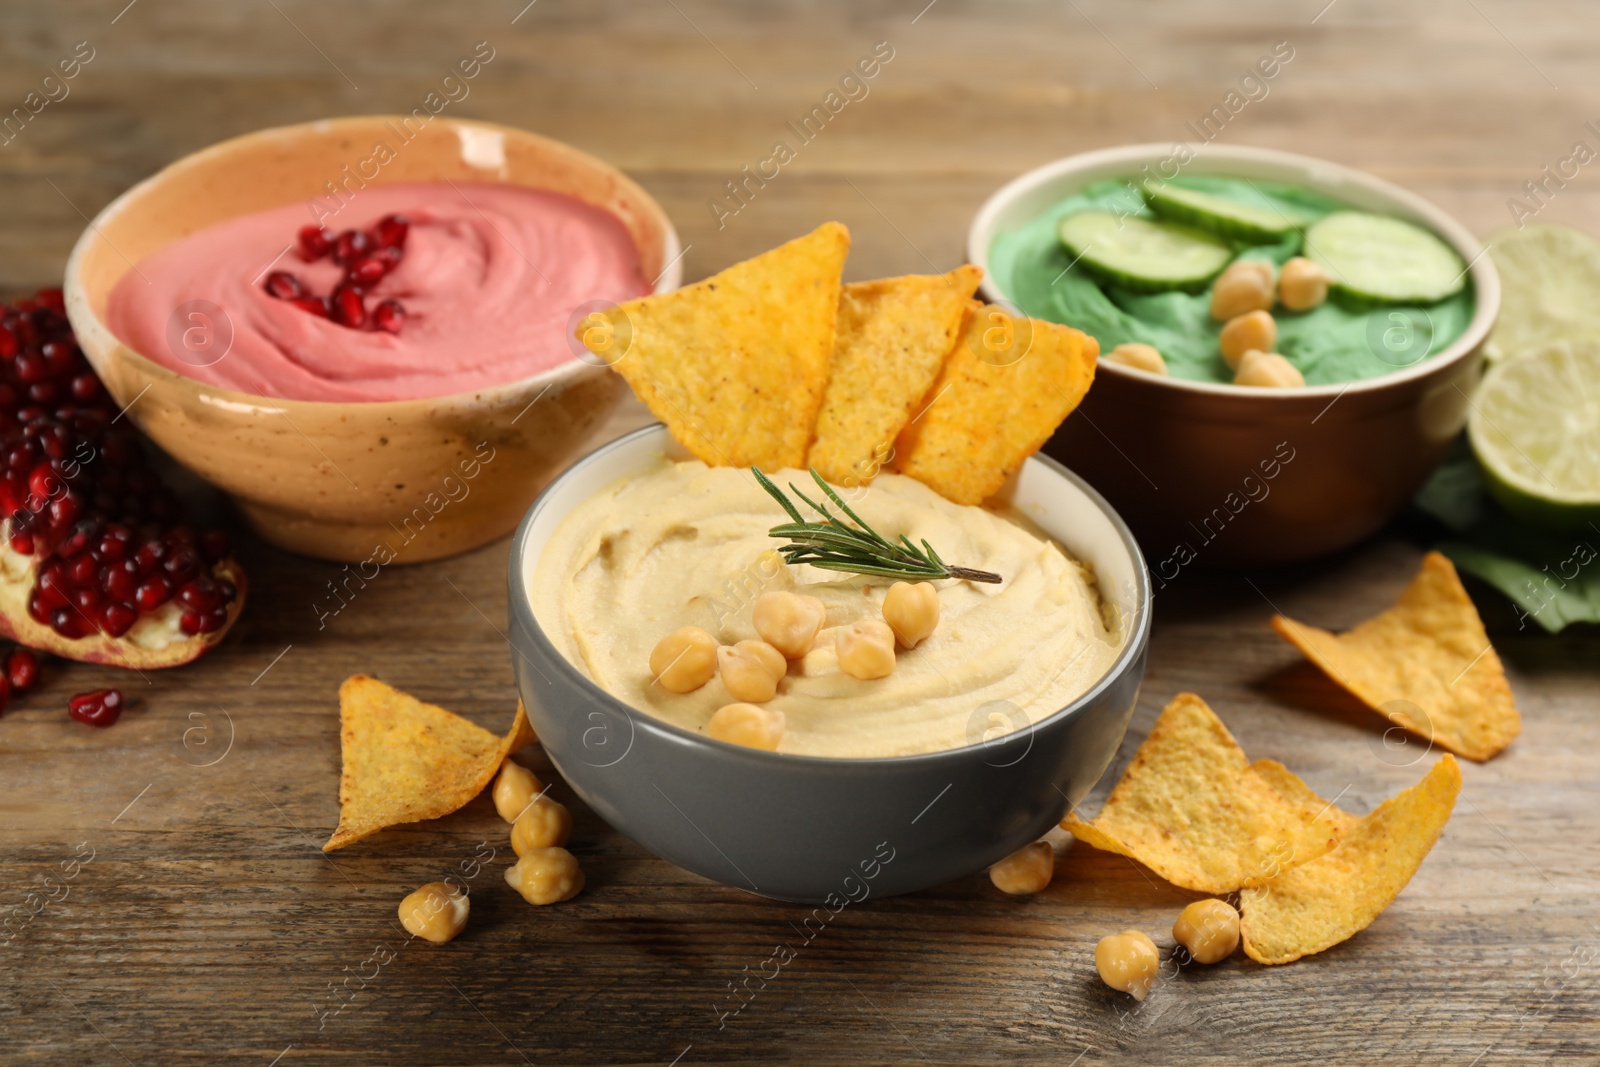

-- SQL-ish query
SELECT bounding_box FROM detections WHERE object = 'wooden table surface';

[3,2,1597,1064]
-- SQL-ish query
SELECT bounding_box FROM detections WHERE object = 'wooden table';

[3,2,1597,1063]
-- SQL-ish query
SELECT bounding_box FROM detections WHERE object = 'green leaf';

[1412,440,1600,632]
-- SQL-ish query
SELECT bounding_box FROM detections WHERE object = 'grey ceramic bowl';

[506,425,1151,903]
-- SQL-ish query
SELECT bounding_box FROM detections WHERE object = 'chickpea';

[1210,260,1274,321]
[707,702,786,751]
[989,841,1054,895]
[1105,342,1168,376]
[835,618,896,680]
[649,626,718,693]
[1172,898,1240,965]
[717,639,786,703]
[1095,929,1161,1002]
[504,847,585,905]
[398,881,469,943]
[1218,309,1277,369]
[752,591,826,658]
[511,794,572,855]
[1233,349,1306,388]
[882,581,940,649]
[1278,256,1330,311]
[492,759,543,823]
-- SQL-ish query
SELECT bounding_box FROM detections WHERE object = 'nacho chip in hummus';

[808,265,982,486]
[577,222,850,471]
[893,303,1097,505]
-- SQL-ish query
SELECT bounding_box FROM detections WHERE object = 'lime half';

[1468,339,1600,529]
[1485,223,1600,362]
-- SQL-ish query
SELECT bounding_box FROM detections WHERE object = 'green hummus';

[988,176,1475,386]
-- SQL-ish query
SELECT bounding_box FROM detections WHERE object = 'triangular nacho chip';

[1062,693,1351,893]
[808,266,983,485]
[578,222,849,471]
[893,303,1097,504]
[1241,754,1461,964]
[1250,758,1358,840]
[1271,552,1520,761]
[323,677,534,850]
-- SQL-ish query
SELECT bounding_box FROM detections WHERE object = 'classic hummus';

[529,460,1123,758]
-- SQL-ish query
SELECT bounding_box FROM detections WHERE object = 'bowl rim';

[507,423,1153,771]
[62,115,683,414]
[966,141,1501,399]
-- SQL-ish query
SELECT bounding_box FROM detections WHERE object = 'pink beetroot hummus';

[106,182,651,402]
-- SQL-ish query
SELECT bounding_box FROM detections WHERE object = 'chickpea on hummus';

[528,460,1123,758]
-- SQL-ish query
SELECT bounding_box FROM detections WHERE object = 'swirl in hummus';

[105,181,650,402]
[529,460,1123,758]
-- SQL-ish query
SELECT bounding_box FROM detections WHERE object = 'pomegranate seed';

[297,225,333,262]
[135,575,171,611]
[70,374,101,402]
[163,547,200,584]
[372,246,403,272]
[375,214,409,248]
[48,494,80,530]
[72,587,100,616]
[69,553,96,586]
[103,559,138,601]
[346,256,389,287]
[290,296,331,318]
[6,649,38,692]
[0,673,10,716]
[28,463,59,501]
[372,300,406,335]
[14,353,46,383]
[179,610,203,635]
[200,607,229,633]
[37,288,65,313]
[9,533,32,554]
[135,540,164,573]
[333,229,372,265]
[264,271,305,300]
[41,341,76,377]
[50,607,84,638]
[0,324,15,358]
[178,576,221,611]
[101,602,137,636]
[331,284,367,329]
[68,688,122,727]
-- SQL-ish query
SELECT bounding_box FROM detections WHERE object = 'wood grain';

[2,2,1598,1064]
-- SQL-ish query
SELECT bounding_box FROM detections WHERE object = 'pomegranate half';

[0,288,245,668]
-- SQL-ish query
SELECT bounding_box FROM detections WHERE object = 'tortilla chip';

[1250,759,1358,840]
[577,222,849,471]
[893,303,1097,505]
[323,677,535,850]
[808,266,983,486]
[1240,754,1461,964]
[1271,552,1520,761]
[1061,693,1349,893]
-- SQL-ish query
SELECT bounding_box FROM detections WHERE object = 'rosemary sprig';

[752,467,1002,584]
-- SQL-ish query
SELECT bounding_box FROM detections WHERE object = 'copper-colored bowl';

[969,144,1499,568]
[64,116,680,563]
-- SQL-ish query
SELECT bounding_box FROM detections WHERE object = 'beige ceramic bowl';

[63,116,680,563]
[969,144,1499,567]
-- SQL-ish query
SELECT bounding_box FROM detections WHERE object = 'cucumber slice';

[1056,212,1232,292]
[1304,211,1466,304]
[1143,184,1298,243]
